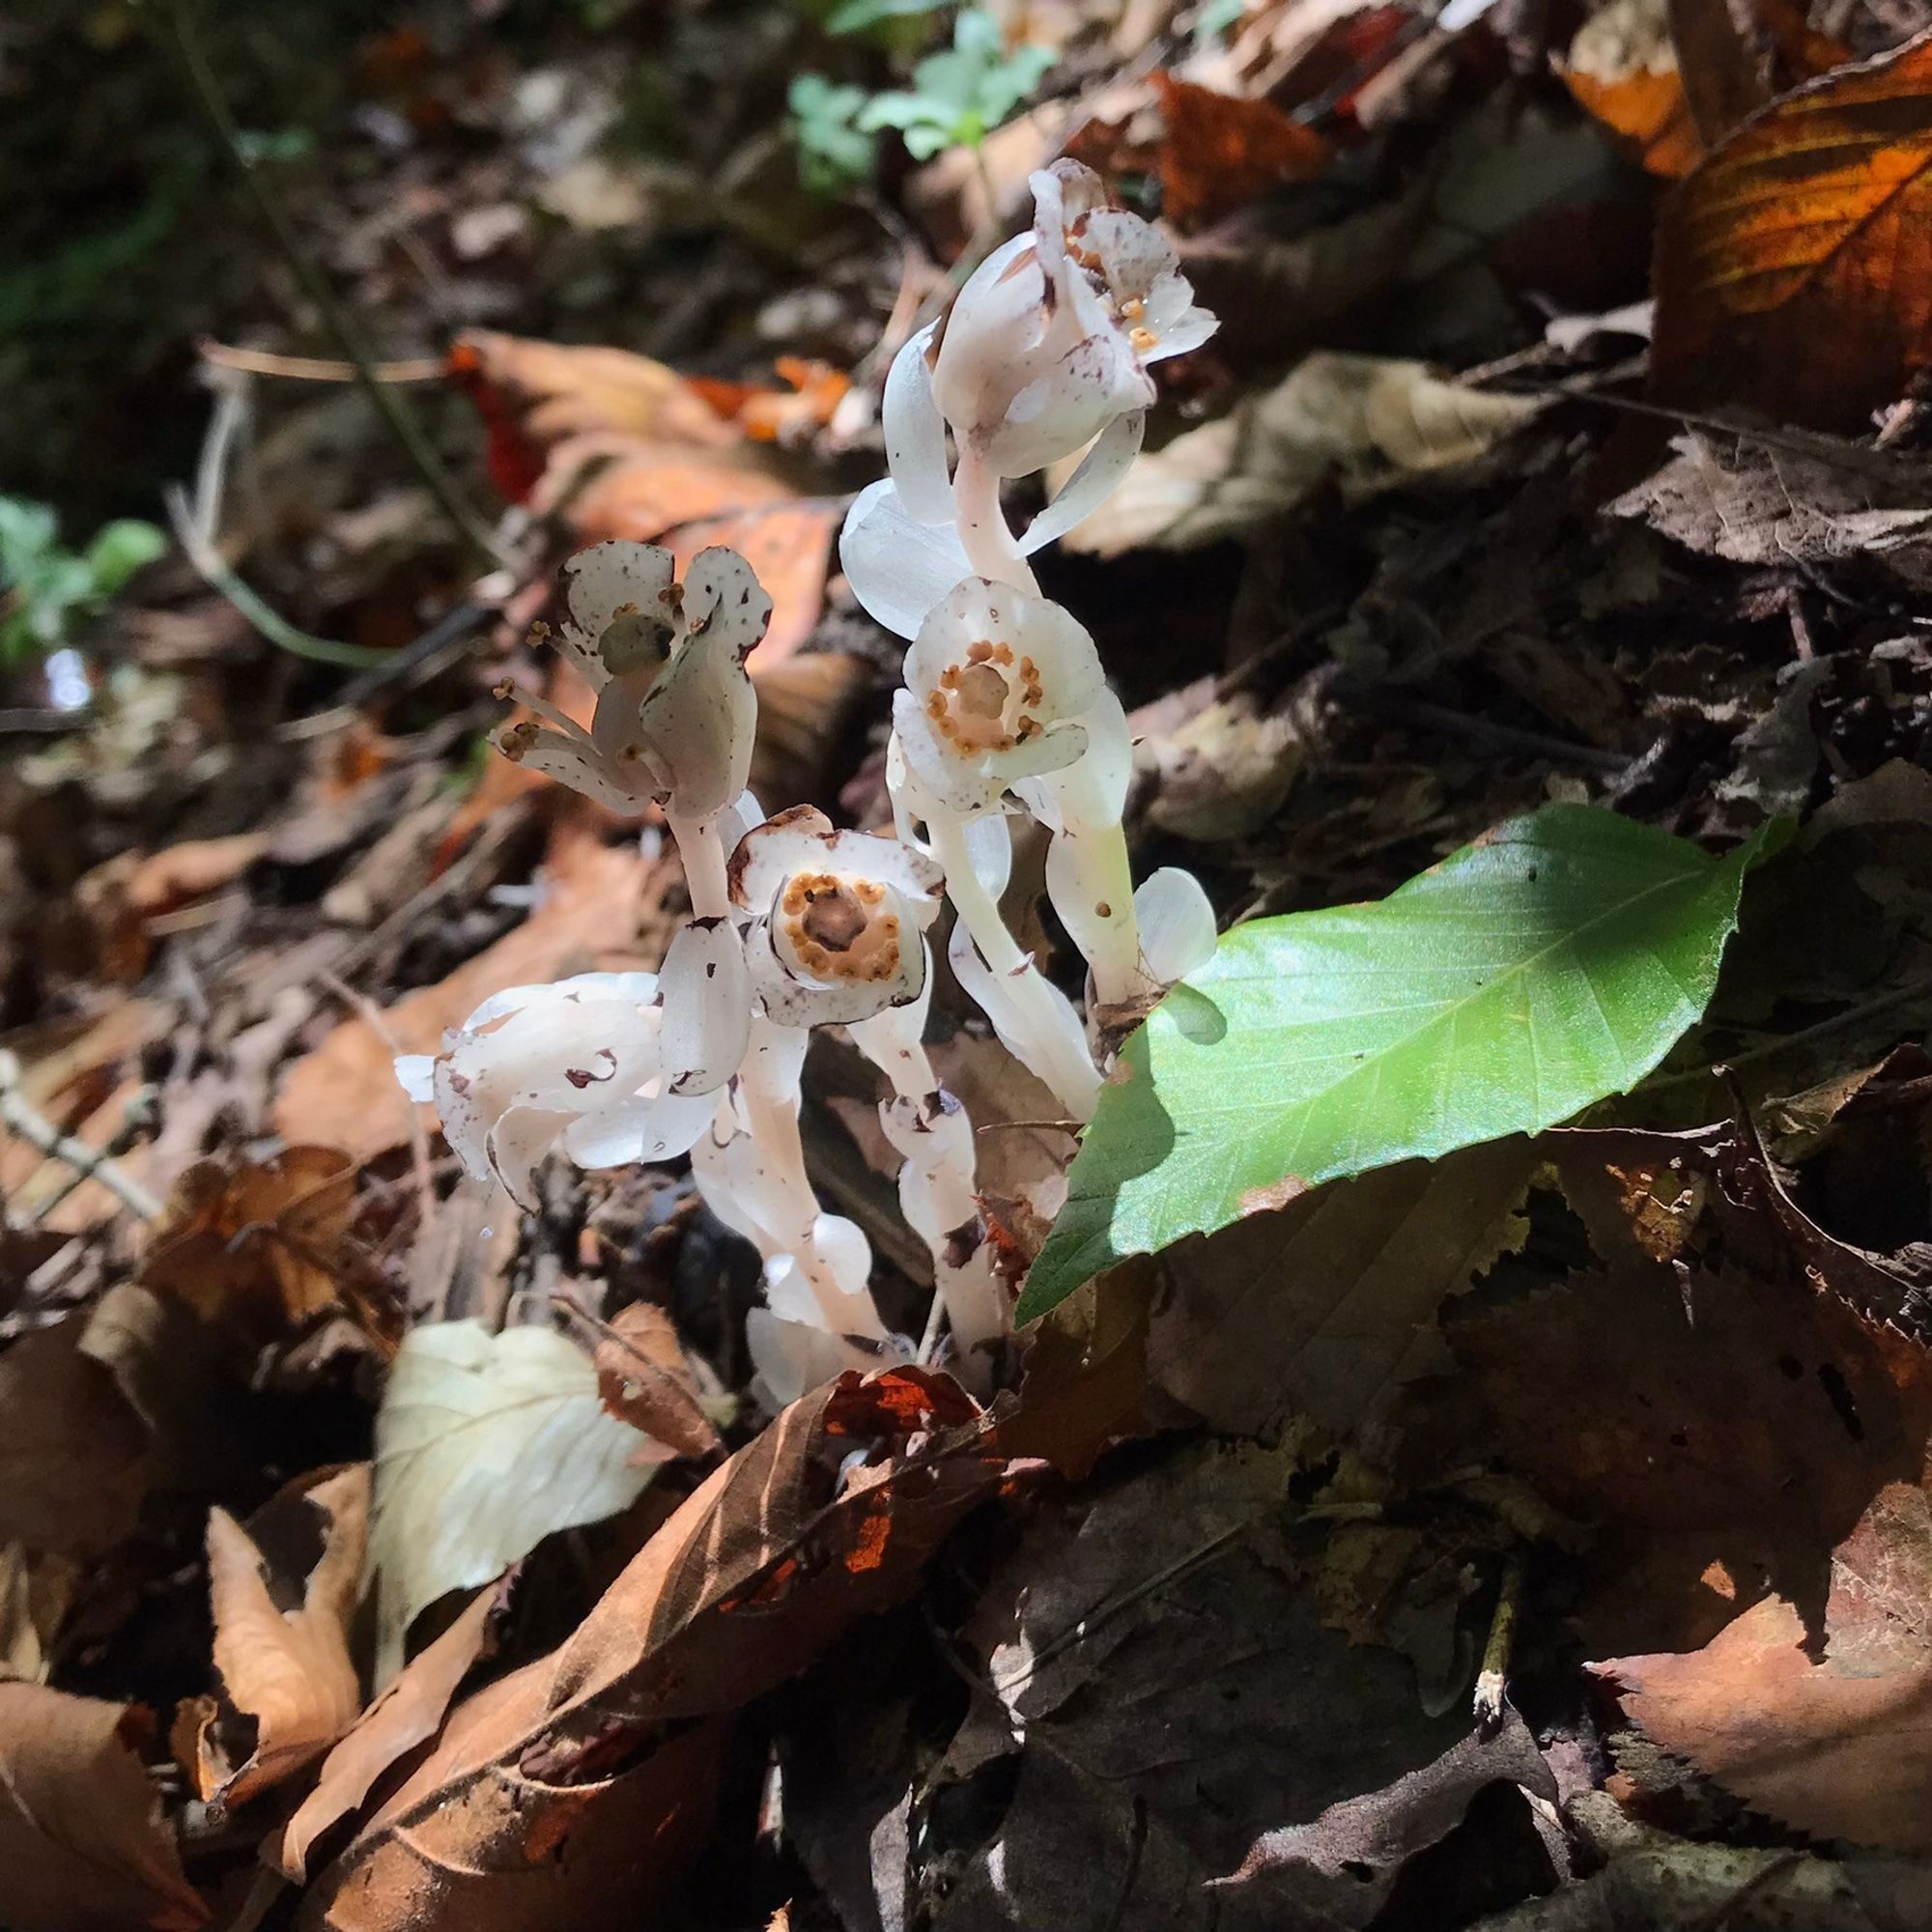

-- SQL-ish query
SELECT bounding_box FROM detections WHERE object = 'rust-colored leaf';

[1560,0,1705,179]
[1151,72,1330,232]
[0,1683,207,1932]
[1651,30,1932,429]
[1598,1480,1932,1851]
[141,1147,394,1349]
[301,1366,1001,1928]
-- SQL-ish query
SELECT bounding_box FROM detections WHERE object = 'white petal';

[1142,302,1218,366]
[683,546,774,665]
[987,333,1151,478]
[394,1054,435,1102]
[892,691,1002,818]
[882,323,954,526]
[486,1106,576,1209]
[1136,867,1218,984]
[728,805,836,910]
[1019,594,1107,718]
[983,718,1091,789]
[814,1213,875,1303]
[636,630,755,821]
[1084,208,1179,301]
[502,724,653,815]
[693,1121,783,1254]
[557,542,676,689]
[1020,412,1145,555]
[749,916,928,1029]
[659,917,752,1096]
[563,1087,714,1167]
[838,480,974,640]
[905,575,998,698]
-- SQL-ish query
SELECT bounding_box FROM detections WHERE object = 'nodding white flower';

[892,578,1106,818]
[728,806,945,1027]
[935,159,1215,480]
[499,543,769,825]
[838,164,1214,639]
[394,973,711,1210]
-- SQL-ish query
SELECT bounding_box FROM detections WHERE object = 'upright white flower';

[499,543,769,869]
[728,806,945,1027]
[394,973,711,1210]
[892,578,1107,819]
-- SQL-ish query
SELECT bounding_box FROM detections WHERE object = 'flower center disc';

[926,639,1045,756]
[781,872,901,983]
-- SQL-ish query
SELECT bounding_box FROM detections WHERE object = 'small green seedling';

[0,497,165,668]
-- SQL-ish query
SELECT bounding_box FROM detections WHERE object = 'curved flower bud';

[729,806,944,1028]
[893,579,1104,817]
[398,973,704,1209]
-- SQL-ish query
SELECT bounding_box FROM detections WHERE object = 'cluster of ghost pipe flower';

[840,158,1219,1121]
[401,542,1007,1402]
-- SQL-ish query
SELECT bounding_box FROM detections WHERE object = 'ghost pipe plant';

[840,159,1219,1115]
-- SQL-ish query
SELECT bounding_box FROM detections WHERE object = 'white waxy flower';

[395,973,710,1209]
[728,806,944,1028]
[657,915,752,1095]
[933,160,1215,480]
[499,544,769,825]
[893,579,1106,818]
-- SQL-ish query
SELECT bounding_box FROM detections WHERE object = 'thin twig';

[1473,1551,1522,1731]
[160,4,509,569]
[0,1052,163,1224]
[198,337,444,383]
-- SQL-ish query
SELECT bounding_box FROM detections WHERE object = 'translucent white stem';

[668,809,730,921]
[1047,815,1146,1009]
[952,445,1039,595]
[925,810,1101,1121]
[737,1019,888,1340]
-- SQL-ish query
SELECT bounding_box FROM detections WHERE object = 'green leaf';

[827,0,943,32]
[1017,806,1784,1322]
[82,519,166,596]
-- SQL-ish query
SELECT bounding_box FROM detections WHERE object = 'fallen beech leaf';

[562,452,791,547]
[1558,0,1703,179]
[1652,32,1932,430]
[0,1681,207,1931]
[0,1318,151,1558]
[367,1319,666,1682]
[278,1575,507,1882]
[1221,1711,1555,1884]
[594,1304,723,1463]
[1061,353,1545,555]
[123,833,270,920]
[1149,1140,1536,1436]
[1151,72,1330,231]
[274,835,655,1160]
[1609,431,1932,587]
[307,1368,999,1927]
[141,1146,395,1350]
[185,1467,367,1808]
[1598,1481,1932,1851]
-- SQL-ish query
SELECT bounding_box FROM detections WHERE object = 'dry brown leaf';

[278,1576,507,1882]
[594,1304,723,1463]
[183,1466,368,1809]
[0,1318,151,1559]
[0,1681,207,1931]
[274,834,658,1159]
[1652,32,1932,430]
[1558,0,1703,179]
[1598,1480,1932,1851]
[140,1146,393,1349]
[0,1543,81,1684]
[1061,353,1545,555]
[124,833,270,920]
[303,1367,1001,1928]
[1151,71,1330,231]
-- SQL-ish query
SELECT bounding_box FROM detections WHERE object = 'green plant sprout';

[0,497,165,669]
[790,6,1054,191]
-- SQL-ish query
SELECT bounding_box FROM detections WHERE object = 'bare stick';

[0,1052,162,1224]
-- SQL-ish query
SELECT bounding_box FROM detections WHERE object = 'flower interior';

[924,637,1046,756]
[781,871,902,983]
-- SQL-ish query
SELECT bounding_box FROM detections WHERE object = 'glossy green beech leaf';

[1018,806,1781,1322]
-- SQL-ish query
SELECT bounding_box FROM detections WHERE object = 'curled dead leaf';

[592,1303,723,1463]
[183,1466,368,1809]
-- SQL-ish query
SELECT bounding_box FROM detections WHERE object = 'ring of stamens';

[779,871,900,983]
[923,639,1047,756]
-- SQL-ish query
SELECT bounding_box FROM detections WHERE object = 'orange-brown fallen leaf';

[124,833,270,920]
[178,1467,368,1810]
[1151,72,1330,232]
[691,357,852,445]
[1559,0,1703,179]
[593,1304,723,1463]
[1598,1480,1932,1852]
[668,501,838,667]
[301,1367,1000,1929]
[1652,31,1932,429]
[277,1576,509,1883]
[273,834,661,1160]
[0,1682,207,1932]
[0,1317,151,1560]
[140,1146,396,1350]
